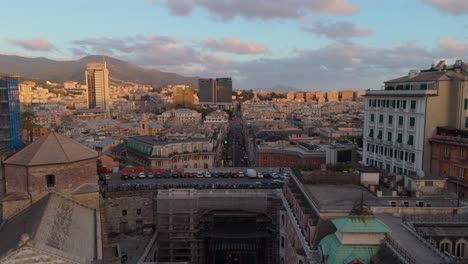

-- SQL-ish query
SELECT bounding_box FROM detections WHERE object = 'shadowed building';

[0,132,102,263]
[198,78,232,110]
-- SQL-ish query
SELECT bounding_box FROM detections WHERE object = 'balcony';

[366,89,438,97]
[431,127,468,145]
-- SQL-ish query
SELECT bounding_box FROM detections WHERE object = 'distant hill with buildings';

[0,54,199,88]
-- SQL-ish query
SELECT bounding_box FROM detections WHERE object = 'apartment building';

[363,60,468,176]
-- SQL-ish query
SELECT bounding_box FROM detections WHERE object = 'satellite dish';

[416,170,425,178]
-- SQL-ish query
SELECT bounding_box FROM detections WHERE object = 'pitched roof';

[0,192,96,262]
[4,132,98,166]
[332,216,391,233]
[319,234,380,264]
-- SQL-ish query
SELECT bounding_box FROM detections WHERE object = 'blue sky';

[1,0,467,90]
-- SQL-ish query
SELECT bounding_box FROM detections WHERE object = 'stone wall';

[101,191,155,235]
[302,171,359,185]
[2,198,31,220]
[5,159,97,203]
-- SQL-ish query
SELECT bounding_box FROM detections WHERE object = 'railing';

[384,234,416,264]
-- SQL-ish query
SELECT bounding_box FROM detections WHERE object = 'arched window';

[298,261,303,264]
[440,241,451,254]
[456,241,466,258]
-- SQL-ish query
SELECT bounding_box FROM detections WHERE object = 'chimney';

[408,69,419,79]
[435,60,446,71]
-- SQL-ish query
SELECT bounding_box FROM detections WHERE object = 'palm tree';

[21,110,36,143]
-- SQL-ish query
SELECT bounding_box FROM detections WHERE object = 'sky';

[0,0,467,90]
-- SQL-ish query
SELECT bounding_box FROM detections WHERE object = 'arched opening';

[456,242,466,258]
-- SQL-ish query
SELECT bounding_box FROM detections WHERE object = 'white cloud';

[157,0,358,21]
[7,38,55,51]
[202,37,268,54]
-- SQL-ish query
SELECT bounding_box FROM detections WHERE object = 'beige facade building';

[286,91,295,100]
[172,85,195,106]
[86,62,110,114]
[341,90,354,101]
[327,90,339,102]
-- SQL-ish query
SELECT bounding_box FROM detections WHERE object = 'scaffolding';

[155,189,282,264]
[0,77,21,152]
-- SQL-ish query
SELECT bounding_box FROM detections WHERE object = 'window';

[368,99,372,107]
[408,135,414,145]
[281,236,285,248]
[387,132,392,141]
[281,215,285,227]
[388,115,393,125]
[420,83,427,90]
[378,130,383,139]
[370,114,375,122]
[369,129,374,138]
[464,99,468,110]
[46,174,55,187]
[122,210,127,216]
[461,148,466,160]
[465,117,468,128]
[441,242,451,254]
[379,114,384,123]
[402,100,407,109]
[405,84,411,90]
[392,100,396,108]
[409,117,415,127]
[410,100,416,110]
[456,242,466,258]
[137,209,142,215]
[411,153,415,163]
[397,133,403,143]
[398,116,404,126]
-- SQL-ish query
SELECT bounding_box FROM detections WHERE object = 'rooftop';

[4,132,98,166]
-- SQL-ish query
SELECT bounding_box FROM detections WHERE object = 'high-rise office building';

[0,76,21,152]
[198,77,232,109]
[198,78,215,105]
[86,62,110,112]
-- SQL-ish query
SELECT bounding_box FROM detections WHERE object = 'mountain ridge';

[0,54,199,88]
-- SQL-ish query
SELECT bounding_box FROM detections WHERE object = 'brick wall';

[5,159,97,203]
[302,171,359,185]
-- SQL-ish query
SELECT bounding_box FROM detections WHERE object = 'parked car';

[197,172,204,178]
[238,171,244,178]
[187,173,195,178]
[104,174,112,180]
[257,172,264,179]
[156,173,162,178]
[138,172,146,179]
[263,173,271,179]
[147,172,154,178]
[204,172,212,178]
[130,173,138,180]
[271,173,279,179]
[121,174,129,180]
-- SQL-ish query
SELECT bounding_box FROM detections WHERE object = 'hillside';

[0,54,199,88]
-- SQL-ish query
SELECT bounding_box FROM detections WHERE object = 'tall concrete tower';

[86,62,110,114]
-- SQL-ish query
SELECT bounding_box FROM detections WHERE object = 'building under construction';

[151,189,282,264]
[0,76,21,152]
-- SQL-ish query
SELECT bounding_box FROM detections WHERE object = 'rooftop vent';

[408,69,419,79]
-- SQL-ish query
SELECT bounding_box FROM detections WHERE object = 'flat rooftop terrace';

[303,184,460,212]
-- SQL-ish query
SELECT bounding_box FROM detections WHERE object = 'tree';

[21,110,36,143]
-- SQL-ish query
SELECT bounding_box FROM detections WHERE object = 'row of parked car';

[110,170,291,180]
[103,181,284,192]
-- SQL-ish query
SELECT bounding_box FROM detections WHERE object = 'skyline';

[0,0,467,90]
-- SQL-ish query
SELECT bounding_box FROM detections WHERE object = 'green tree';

[21,110,36,143]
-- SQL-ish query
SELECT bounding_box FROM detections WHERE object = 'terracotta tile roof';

[4,132,98,166]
